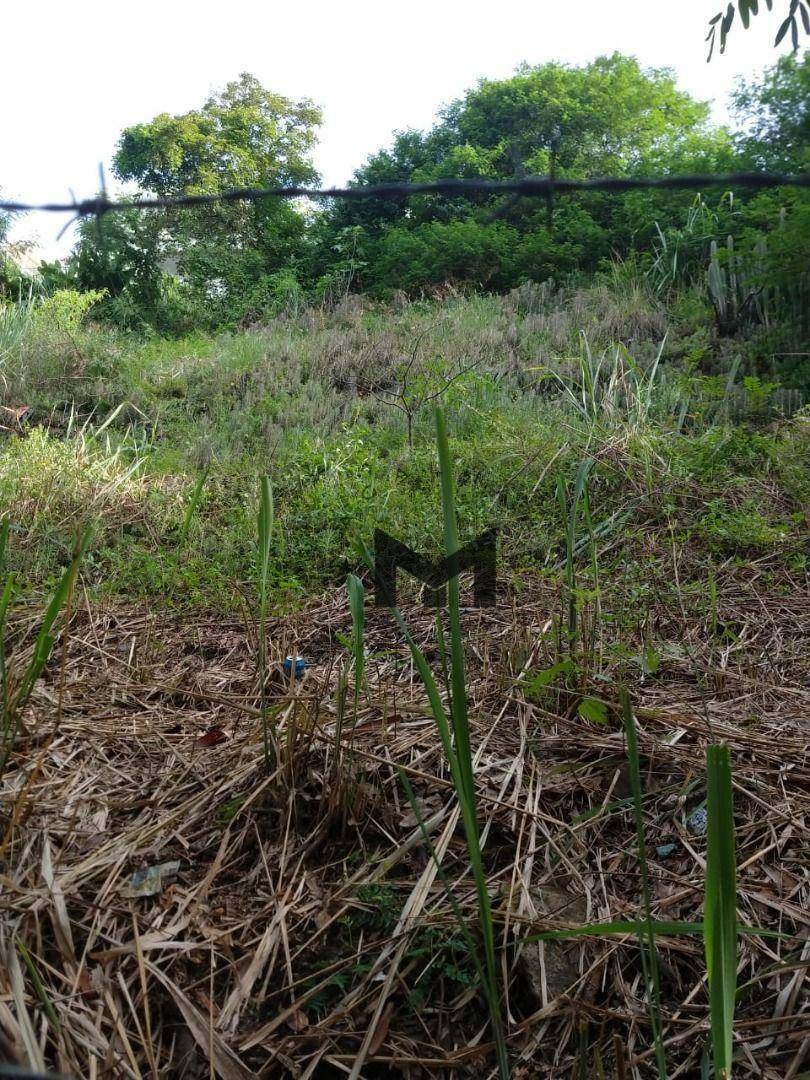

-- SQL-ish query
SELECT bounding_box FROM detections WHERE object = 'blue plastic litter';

[656,842,678,859]
[283,655,307,677]
[686,806,708,836]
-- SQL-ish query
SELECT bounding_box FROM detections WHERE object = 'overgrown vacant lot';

[1,281,808,1077]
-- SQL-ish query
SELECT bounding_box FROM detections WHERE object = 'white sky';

[1,0,794,262]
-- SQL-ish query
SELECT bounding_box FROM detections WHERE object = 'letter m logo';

[372,528,497,607]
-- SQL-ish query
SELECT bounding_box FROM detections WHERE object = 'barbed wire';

[1,171,809,221]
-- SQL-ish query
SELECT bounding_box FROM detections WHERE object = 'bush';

[1,289,106,405]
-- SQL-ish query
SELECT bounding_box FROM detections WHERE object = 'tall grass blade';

[558,457,594,646]
[15,936,60,1031]
[360,408,508,1077]
[0,521,13,719]
[257,476,274,772]
[435,409,508,1074]
[14,525,93,711]
[620,688,668,1078]
[0,524,93,780]
[180,468,209,543]
[435,409,475,807]
[336,573,366,788]
[705,744,737,1079]
[347,573,365,712]
[557,474,576,640]
[525,919,705,942]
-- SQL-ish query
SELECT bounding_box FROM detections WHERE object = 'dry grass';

[0,549,807,1078]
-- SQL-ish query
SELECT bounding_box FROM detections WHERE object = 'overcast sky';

[1,0,793,262]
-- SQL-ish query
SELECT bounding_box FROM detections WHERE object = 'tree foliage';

[706,0,809,60]
[108,73,322,325]
[29,54,810,329]
[316,55,734,293]
[731,51,810,169]
[114,72,321,194]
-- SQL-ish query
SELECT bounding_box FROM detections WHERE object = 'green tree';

[731,51,810,169]
[115,72,320,195]
[113,73,322,325]
[68,209,186,331]
[728,52,810,340]
[320,55,732,293]
[442,55,712,176]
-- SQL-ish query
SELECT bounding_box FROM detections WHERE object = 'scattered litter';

[656,842,679,859]
[686,806,708,836]
[283,655,307,678]
[122,861,181,898]
[197,727,228,747]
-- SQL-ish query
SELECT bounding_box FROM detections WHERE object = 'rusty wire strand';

[1,171,809,220]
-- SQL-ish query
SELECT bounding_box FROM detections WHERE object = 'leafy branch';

[706,0,810,60]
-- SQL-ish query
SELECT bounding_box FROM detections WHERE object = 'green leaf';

[721,1,736,47]
[16,936,60,1030]
[525,919,705,942]
[524,659,576,692]
[347,573,365,706]
[257,476,274,772]
[358,408,509,1078]
[578,696,608,724]
[12,524,93,714]
[775,13,794,43]
[643,645,661,675]
[705,744,738,1080]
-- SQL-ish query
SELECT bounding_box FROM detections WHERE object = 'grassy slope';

[1,282,807,610]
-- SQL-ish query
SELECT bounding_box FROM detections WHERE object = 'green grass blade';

[0,519,9,572]
[0,521,14,720]
[347,573,365,711]
[360,408,508,1077]
[436,409,508,1076]
[0,524,92,781]
[705,744,738,1080]
[13,524,93,713]
[180,467,209,542]
[621,687,668,1078]
[15,936,60,1031]
[556,474,576,639]
[525,919,705,942]
[0,572,16,722]
[257,476,274,772]
[434,410,474,800]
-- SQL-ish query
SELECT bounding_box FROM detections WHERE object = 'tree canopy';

[114,72,321,194]
[103,74,322,324]
[46,52,810,327]
[316,55,734,292]
[731,51,810,169]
